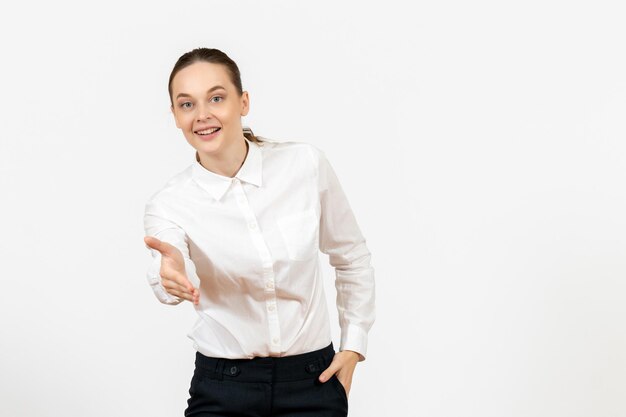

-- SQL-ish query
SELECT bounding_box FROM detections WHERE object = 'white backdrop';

[1,1,625,416]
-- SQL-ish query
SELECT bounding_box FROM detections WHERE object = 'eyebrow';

[176,85,226,99]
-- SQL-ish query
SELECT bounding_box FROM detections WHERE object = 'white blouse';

[143,136,375,362]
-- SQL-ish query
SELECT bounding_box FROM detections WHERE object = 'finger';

[161,269,194,292]
[172,288,199,304]
[145,236,169,253]
[167,287,196,302]
[319,365,339,383]
[175,275,196,295]
[144,236,182,258]
[162,274,196,297]
[144,236,179,257]
[162,279,190,295]
[184,288,200,304]
[164,277,200,304]
[144,236,161,251]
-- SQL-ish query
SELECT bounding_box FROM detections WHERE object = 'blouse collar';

[191,136,263,201]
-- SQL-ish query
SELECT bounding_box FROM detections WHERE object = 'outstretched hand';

[144,236,199,305]
[318,350,360,398]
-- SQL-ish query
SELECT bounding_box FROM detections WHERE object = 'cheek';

[223,115,241,128]
[180,115,195,129]
[217,107,239,122]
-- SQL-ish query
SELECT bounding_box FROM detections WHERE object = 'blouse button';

[248,222,257,230]
[268,304,275,311]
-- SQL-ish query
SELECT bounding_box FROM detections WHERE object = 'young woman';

[143,47,375,416]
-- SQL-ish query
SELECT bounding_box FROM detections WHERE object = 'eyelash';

[180,96,223,109]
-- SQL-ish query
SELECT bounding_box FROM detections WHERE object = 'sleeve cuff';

[148,278,184,305]
[339,323,368,362]
[146,249,184,305]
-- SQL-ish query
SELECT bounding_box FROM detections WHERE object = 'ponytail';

[243,127,264,145]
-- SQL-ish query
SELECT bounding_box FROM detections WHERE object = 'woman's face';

[170,61,249,158]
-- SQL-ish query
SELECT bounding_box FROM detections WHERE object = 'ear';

[240,91,250,117]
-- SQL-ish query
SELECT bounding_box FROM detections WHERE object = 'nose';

[196,102,213,121]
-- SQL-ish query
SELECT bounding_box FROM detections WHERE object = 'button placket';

[232,180,282,355]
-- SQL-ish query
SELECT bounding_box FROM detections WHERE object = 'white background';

[1,1,625,416]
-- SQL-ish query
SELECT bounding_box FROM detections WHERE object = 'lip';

[195,127,221,141]
[194,126,221,133]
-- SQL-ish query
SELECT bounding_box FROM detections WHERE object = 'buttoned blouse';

[143,136,375,361]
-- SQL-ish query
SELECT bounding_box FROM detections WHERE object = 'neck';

[197,136,249,178]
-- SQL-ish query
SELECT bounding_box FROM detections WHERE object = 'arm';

[143,200,200,305]
[311,146,376,362]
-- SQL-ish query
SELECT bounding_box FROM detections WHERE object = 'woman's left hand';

[318,350,360,398]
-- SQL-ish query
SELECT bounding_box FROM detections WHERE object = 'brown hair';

[168,47,263,145]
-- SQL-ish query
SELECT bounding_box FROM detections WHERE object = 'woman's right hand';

[144,236,199,305]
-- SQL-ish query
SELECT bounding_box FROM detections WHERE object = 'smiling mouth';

[195,127,221,135]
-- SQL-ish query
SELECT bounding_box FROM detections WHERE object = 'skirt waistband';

[193,342,336,383]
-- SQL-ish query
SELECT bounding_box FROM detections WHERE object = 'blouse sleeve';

[143,199,201,305]
[311,145,376,362]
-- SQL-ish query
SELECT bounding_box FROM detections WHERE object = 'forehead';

[171,62,233,95]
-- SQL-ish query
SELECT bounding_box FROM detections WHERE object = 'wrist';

[342,350,361,362]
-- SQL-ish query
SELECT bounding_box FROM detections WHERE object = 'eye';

[211,96,223,103]
[180,102,192,109]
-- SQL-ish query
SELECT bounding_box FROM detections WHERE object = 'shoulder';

[145,164,195,210]
[256,135,325,164]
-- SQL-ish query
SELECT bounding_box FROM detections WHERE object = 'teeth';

[197,127,220,135]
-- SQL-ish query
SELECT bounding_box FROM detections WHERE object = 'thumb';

[144,235,160,251]
[318,364,339,383]
[144,236,175,255]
